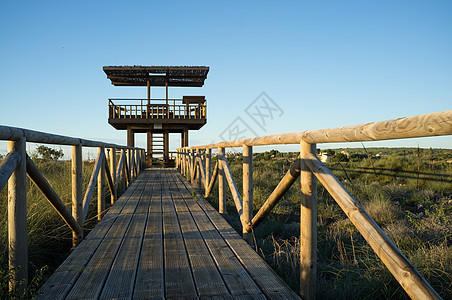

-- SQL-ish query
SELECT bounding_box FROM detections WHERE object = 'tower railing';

[108,98,207,120]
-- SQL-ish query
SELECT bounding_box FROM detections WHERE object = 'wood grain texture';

[299,142,317,300]
[168,170,229,297]
[182,110,452,149]
[162,170,197,298]
[133,170,165,299]
[8,138,27,292]
[39,169,299,299]
[38,177,142,300]
[65,176,146,300]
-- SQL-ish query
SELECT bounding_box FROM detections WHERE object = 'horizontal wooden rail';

[0,125,138,148]
[177,109,451,300]
[184,110,452,149]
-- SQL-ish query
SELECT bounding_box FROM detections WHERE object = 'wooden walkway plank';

[37,175,145,300]
[65,175,148,300]
[166,170,230,297]
[177,172,301,300]
[133,169,165,299]
[38,168,299,300]
[162,171,197,298]
[99,172,155,299]
[170,172,265,298]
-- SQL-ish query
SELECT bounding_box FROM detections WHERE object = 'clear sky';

[1,1,451,156]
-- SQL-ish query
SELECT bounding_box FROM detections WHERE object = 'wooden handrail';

[184,110,452,149]
[177,109,451,300]
[0,124,145,293]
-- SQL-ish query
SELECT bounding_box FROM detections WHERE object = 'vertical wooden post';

[205,148,211,191]
[72,144,83,247]
[165,76,169,105]
[242,145,253,244]
[97,147,105,220]
[184,149,187,176]
[147,131,153,159]
[163,130,169,165]
[127,128,134,147]
[8,137,27,292]
[110,147,117,204]
[120,149,126,194]
[195,150,201,190]
[190,150,195,185]
[300,142,317,300]
[147,79,150,103]
[135,149,139,176]
[126,149,132,186]
[183,128,189,147]
[142,149,145,169]
[218,147,226,214]
[179,149,182,174]
[134,149,138,177]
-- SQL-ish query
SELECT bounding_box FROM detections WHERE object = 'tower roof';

[103,65,209,87]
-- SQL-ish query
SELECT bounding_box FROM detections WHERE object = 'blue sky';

[1,1,451,156]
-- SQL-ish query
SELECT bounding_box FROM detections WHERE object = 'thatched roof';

[103,66,209,87]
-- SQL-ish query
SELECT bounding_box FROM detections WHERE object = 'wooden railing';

[108,98,207,120]
[176,110,452,300]
[0,125,145,292]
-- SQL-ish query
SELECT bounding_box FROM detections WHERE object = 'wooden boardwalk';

[39,168,300,299]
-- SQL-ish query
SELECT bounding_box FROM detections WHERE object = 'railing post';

[181,149,185,176]
[97,147,105,220]
[300,141,317,300]
[205,148,211,191]
[134,149,138,175]
[120,149,126,194]
[109,147,117,204]
[72,144,83,247]
[126,149,132,186]
[142,149,146,169]
[195,149,201,190]
[184,149,188,176]
[242,145,253,245]
[180,150,184,175]
[190,150,195,185]
[8,137,27,293]
[218,147,226,214]
[134,149,139,176]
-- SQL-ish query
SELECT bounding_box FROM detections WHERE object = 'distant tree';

[323,149,336,156]
[269,149,280,157]
[36,145,64,161]
[331,152,349,162]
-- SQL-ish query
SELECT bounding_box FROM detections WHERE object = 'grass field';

[0,147,451,299]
